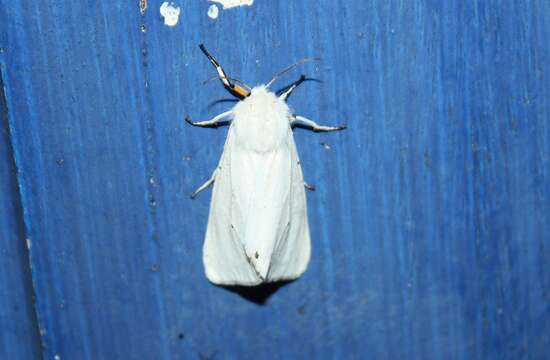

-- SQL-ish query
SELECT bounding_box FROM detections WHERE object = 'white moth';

[187,44,346,286]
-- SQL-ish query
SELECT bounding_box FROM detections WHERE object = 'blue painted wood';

[0,75,42,358]
[1,0,549,359]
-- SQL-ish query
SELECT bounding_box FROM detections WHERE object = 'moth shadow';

[221,280,294,305]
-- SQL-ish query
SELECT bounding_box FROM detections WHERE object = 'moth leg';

[190,169,218,199]
[185,110,233,128]
[279,75,306,101]
[199,44,251,99]
[304,181,316,191]
[291,115,347,132]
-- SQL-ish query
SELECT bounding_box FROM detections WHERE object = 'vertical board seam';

[135,6,171,359]
[0,49,46,359]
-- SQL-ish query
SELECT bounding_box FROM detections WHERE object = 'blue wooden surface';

[0,75,42,358]
[1,1,549,359]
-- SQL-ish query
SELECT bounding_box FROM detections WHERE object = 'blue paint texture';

[0,75,42,358]
[0,1,549,359]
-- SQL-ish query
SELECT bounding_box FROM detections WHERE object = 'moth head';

[199,44,319,101]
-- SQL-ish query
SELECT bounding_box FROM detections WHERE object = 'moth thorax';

[232,86,291,153]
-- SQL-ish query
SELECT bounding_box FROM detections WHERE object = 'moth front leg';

[185,110,233,128]
[290,115,346,132]
[199,44,251,99]
[279,75,306,101]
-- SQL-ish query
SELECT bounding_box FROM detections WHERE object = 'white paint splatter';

[160,2,181,27]
[26,238,32,249]
[208,4,219,19]
[210,0,254,10]
[139,0,148,15]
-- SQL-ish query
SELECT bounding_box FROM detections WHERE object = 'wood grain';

[0,1,549,359]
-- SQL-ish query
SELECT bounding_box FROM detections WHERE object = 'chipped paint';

[210,0,254,10]
[207,4,219,19]
[160,2,181,27]
[139,0,147,15]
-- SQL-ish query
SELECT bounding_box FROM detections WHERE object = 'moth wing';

[229,136,291,283]
[202,128,310,285]
[202,127,260,285]
[263,132,311,281]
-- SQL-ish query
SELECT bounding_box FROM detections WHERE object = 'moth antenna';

[278,75,306,101]
[266,57,320,88]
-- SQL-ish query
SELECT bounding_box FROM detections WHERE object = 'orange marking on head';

[233,85,250,98]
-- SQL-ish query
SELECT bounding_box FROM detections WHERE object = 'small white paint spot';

[139,0,148,15]
[321,142,332,150]
[160,2,181,27]
[207,4,219,19]
[54,355,61,360]
[26,238,32,249]
[210,0,254,10]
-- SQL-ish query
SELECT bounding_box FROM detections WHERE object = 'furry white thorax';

[231,86,291,153]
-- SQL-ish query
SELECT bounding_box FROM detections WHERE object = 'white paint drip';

[210,0,254,10]
[208,4,219,19]
[160,2,181,27]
